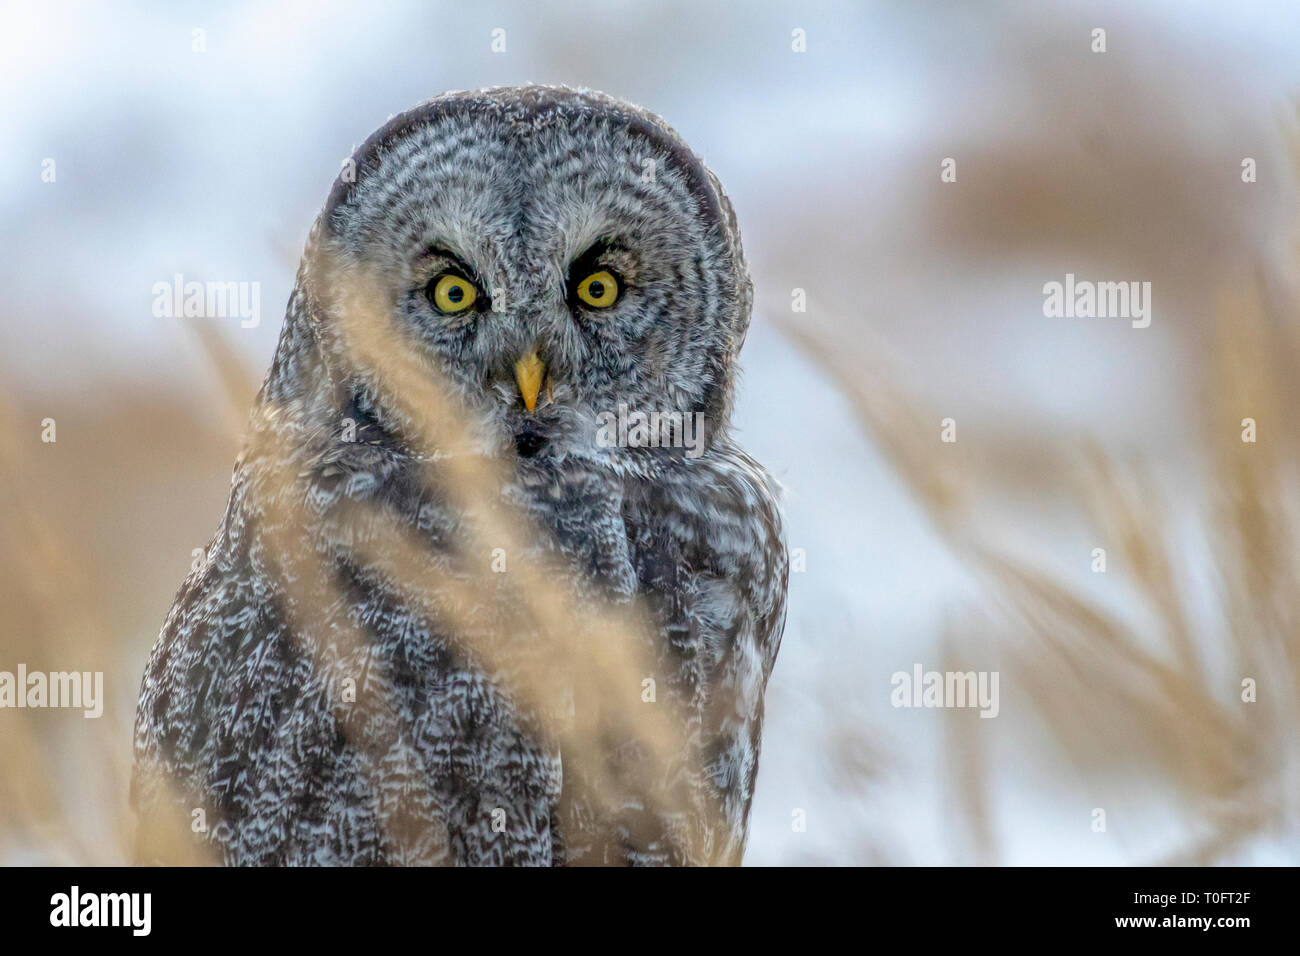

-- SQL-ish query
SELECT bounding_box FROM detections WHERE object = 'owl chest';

[623,503,740,706]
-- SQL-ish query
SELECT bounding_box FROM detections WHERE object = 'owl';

[132,86,787,866]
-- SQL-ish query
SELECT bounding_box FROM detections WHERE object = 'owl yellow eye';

[575,270,619,309]
[430,274,477,314]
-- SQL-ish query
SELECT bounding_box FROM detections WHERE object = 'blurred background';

[3,0,1300,864]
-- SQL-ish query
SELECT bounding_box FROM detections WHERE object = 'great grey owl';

[132,85,787,866]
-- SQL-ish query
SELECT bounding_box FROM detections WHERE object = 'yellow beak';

[514,352,545,412]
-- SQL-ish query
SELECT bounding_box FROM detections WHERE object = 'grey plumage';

[133,86,787,865]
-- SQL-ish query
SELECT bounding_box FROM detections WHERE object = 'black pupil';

[588,280,605,299]
[446,283,464,303]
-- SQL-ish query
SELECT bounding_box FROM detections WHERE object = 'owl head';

[273,86,752,471]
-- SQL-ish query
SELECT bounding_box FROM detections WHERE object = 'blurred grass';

[766,111,1300,865]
